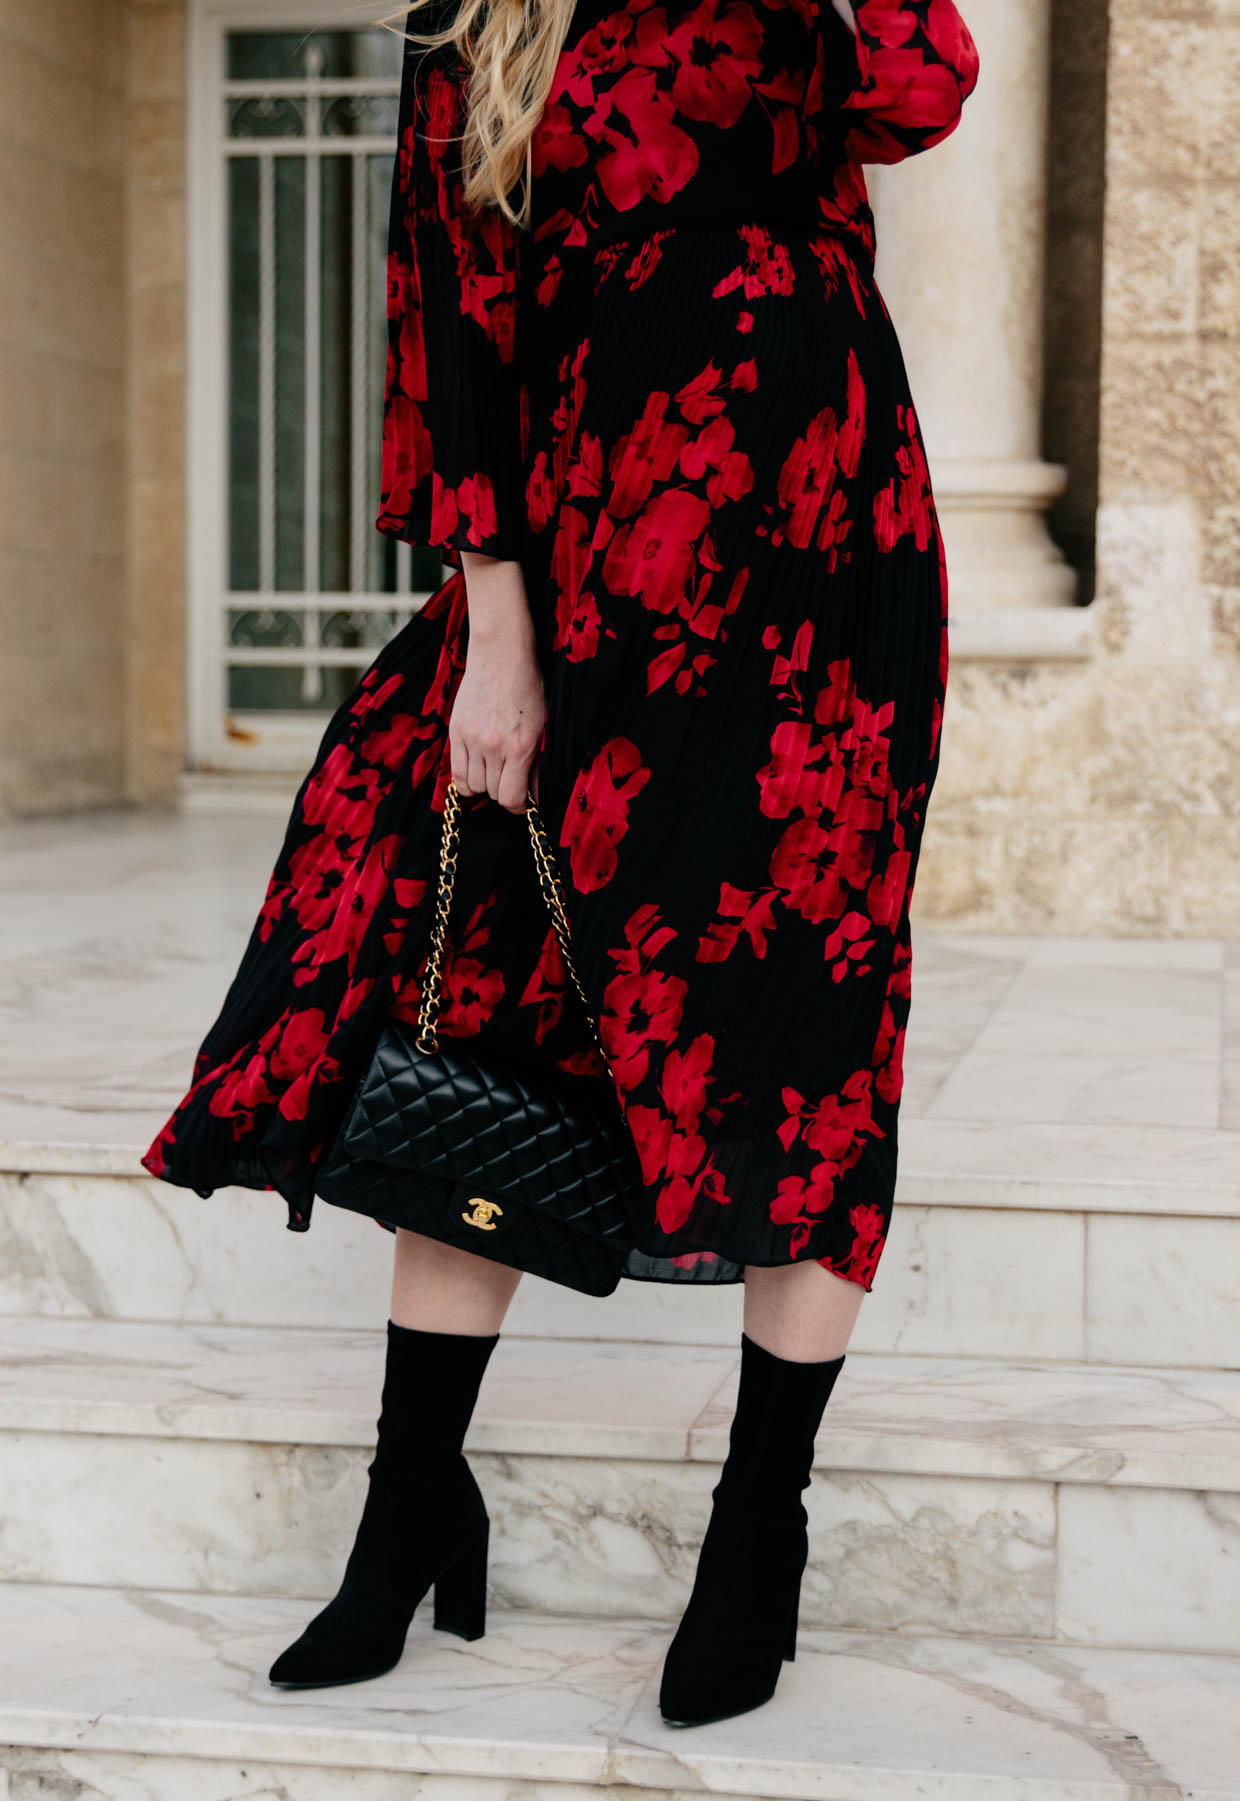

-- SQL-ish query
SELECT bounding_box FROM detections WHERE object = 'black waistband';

[524,213,874,279]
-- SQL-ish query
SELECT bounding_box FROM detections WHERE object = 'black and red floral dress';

[144,0,979,1293]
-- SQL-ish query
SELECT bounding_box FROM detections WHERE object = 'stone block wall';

[125,0,187,805]
[0,0,186,820]
[915,0,1240,933]
[1094,0,1240,928]
[0,0,129,815]
[2,0,1236,931]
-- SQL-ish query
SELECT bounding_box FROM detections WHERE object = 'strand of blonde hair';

[376,0,576,228]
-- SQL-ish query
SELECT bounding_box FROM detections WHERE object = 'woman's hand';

[450,553,545,813]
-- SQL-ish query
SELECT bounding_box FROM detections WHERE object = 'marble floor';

[4,1315,1239,1491]
[3,810,1240,1796]
[3,1583,1239,1800]
[0,807,1237,1203]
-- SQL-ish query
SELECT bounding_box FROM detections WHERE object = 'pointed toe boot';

[269,1321,497,1690]
[659,1333,845,1728]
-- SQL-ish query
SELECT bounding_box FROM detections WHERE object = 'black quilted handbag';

[316,781,646,1296]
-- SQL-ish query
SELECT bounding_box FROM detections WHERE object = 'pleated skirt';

[143,218,948,1294]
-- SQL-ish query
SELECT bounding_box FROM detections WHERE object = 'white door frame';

[185,0,416,772]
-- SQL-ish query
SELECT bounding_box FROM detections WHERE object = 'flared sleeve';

[375,4,526,561]
[834,0,981,165]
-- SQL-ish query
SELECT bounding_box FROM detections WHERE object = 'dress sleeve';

[832,0,981,165]
[375,5,526,561]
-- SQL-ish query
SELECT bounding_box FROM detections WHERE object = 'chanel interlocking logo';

[462,1197,503,1231]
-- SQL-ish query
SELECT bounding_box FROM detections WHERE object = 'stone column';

[867,0,1077,616]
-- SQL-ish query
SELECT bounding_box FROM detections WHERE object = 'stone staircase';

[1,811,1236,1797]
[2,1127,1239,1800]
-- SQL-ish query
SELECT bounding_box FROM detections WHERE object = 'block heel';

[433,1524,489,1642]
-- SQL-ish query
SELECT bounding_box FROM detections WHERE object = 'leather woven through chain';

[417,782,605,1061]
[317,782,646,1297]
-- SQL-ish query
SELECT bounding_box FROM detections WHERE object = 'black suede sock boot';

[659,1332,846,1728]
[269,1321,499,1689]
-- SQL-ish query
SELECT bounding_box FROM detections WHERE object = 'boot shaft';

[713,1333,846,1519]
[370,1321,500,1476]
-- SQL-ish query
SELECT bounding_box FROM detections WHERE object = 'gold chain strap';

[525,789,606,1058]
[414,780,463,1053]
[415,780,606,1064]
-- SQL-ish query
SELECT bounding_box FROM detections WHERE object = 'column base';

[948,605,1094,661]
[934,457,1078,611]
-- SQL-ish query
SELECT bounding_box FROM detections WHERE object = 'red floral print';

[874,401,936,552]
[603,487,713,616]
[695,882,780,963]
[563,737,652,892]
[713,226,797,302]
[599,907,743,1237]
[840,0,981,166]
[762,351,867,554]
[144,0,979,1290]
[641,1,766,128]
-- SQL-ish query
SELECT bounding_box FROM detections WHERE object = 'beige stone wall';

[0,0,186,820]
[2,0,1235,931]
[0,0,129,816]
[1093,0,1240,928]
[126,0,187,805]
[916,0,1240,934]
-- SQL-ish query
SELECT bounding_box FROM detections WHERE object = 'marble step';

[2,1581,1238,1801]
[2,1316,1238,1653]
[5,811,1236,1367]
[4,1132,1239,1363]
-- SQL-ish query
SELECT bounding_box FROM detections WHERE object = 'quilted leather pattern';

[341,1023,644,1246]
[316,1021,648,1296]
[315,1144,629,1297]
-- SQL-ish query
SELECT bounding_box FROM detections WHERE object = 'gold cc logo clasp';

[462,1197,503,1231]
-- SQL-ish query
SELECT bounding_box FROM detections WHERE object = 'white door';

[187,0,441,772]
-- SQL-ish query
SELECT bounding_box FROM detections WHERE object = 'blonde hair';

[377,0,576,228]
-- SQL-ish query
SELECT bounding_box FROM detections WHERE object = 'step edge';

[2,1399,1238,1495]
[5,1585,1240,1801]
[5,1142,1240,1217]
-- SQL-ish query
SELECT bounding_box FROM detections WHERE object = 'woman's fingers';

[450,737,480,797]
[495,754,529,815]
[449,737,470,794]
[452,736,539,811]
[468,747,489,799]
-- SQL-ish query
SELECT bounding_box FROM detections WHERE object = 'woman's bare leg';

[390,1228,523,1336]
[742,1260,864,1362]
